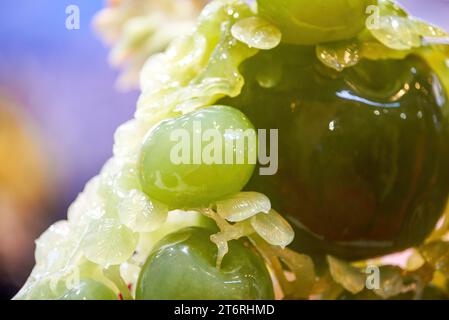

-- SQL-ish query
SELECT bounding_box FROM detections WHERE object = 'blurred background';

[0,0,448,300]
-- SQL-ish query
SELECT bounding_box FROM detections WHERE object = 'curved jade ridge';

[136,227,274,300]
[220,45,449,260]
[139,105,256,208]
[61,279,117,300]
[256,0,376,45]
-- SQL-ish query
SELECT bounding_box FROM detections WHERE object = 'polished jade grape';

[61,279,117,300]
[136,227,274,300]
[337,289,414,300]
[139,106,256,208]
[220,45,449,260]
[257,0,376,45]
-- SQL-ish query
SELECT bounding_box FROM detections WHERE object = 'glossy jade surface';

[61,279,117,300]
[139,106,256,208]
[220,45,449,259]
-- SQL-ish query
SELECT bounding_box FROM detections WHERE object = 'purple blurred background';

[0,0,448,299]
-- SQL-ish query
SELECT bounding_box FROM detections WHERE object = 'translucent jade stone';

[61,279,117,300]
[139,106,256,208]
[136,227,274,300]
[220,45,449,260]
[257,0,376,45]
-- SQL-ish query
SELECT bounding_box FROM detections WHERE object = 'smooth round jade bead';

[61,279,117,300]
[135,227,274,300]
[257,0,376,45]
[139,106,256,208]
[220,45,449,260]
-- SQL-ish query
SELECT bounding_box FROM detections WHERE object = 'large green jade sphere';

[257,0,376,45]
[136,227,274,300]
[139,106,256,208]
[220,46,449,260]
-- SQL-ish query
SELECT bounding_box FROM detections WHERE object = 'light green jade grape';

[139,105,257,208]
[257,0,377,45]
[136,227,274,300]
[15,0,449,301]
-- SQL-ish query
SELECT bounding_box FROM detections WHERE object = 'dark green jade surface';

[61,279,117,300]
[220,45,449,260]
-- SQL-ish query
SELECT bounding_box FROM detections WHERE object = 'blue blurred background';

[0,0,448,299]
